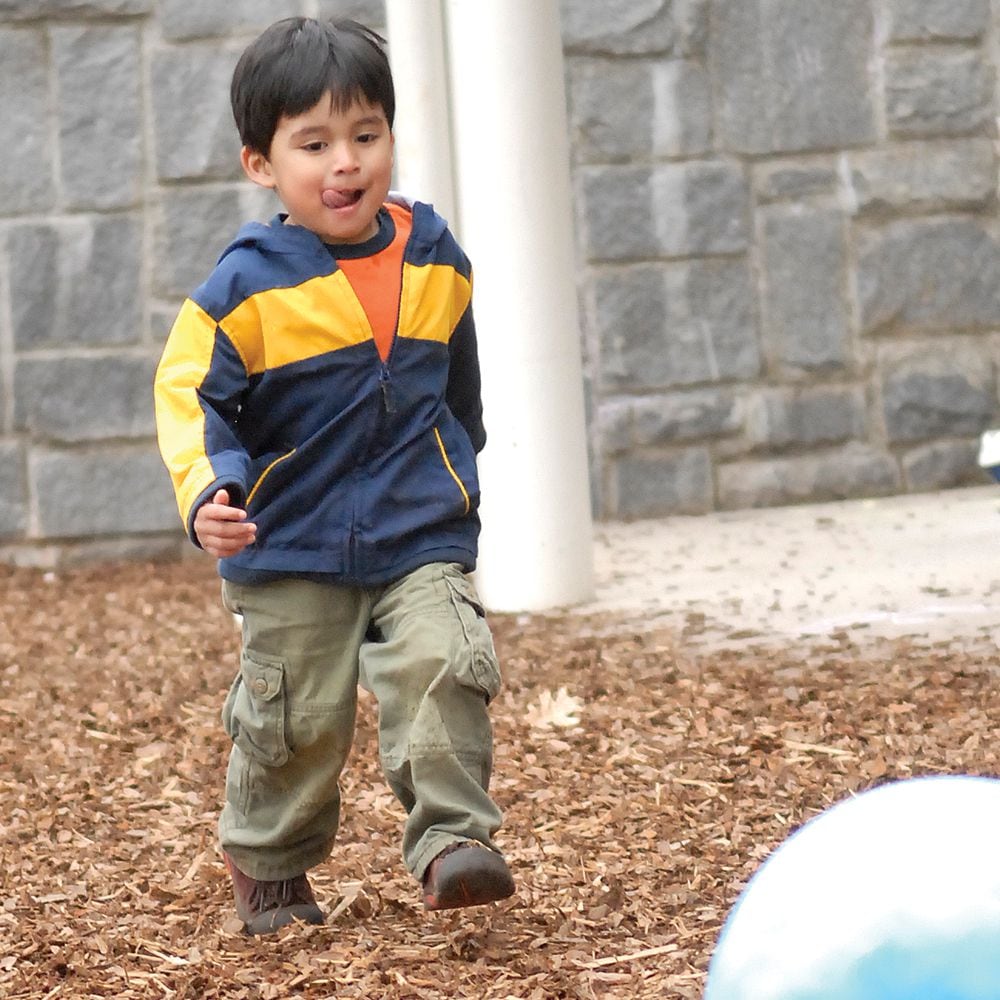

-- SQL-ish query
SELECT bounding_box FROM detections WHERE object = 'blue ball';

[705,776,1000,1000]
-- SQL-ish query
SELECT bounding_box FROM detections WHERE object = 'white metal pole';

[442,0,595,611]
[384,0,458,226]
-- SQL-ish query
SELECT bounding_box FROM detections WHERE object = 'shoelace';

[249,876,308,912]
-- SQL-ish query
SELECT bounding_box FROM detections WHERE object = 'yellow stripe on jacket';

[221,269,372,374]
[154,298,222,522]
[400,263,472,344]
[216,262,470,374]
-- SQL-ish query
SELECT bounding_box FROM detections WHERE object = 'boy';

[154,17,514,935]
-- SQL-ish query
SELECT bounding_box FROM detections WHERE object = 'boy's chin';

[323,216,380,245]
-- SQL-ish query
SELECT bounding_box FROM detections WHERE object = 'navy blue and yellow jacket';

[154,199,485,586]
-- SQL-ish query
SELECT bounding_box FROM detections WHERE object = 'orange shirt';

[334,203,413,362]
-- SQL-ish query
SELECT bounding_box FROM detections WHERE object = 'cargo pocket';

[221,651,290,767]
[444,567,502,704]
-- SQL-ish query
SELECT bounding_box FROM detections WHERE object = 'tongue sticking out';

[322,189,359,209]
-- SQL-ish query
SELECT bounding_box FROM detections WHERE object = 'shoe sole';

[224,854,325,935]
[244,903,325,936]
[423,848,515,911]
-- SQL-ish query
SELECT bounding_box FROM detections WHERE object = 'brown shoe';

[223,853,324,935]
[422,841,515,911]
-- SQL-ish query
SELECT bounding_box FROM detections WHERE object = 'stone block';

[847,140,995,214]
[593,260,760,391]
[8,216,142,349]
[718,444,899,509]
[903,440,981,491]
[761,207,851,373]
[611,447,714,518]
[885,0,989,41]
[560,0,708,56]
[149,306,177,346]
[595,400,634,454]
[744,387,866,451]
[633,389,741,444]
[0,28,53,213]
[568,57,710,162]
[52,25,142,210]
[154,186,244,299]
[0,442,27,540]
[579,162,749,261]
[597,390,740,454]
[13,354,158,443]
[711,0,876,154]
[880,342,995,442]
[32,445,179,539]
[857,218,1000,335]
[0,0,151,17]
[159,0,302,41]
[151,47,243,182]
[885,49,993,138]
[315,0,386,28]
[755,162,838,203]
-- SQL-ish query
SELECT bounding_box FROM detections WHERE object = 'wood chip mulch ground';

[1,559,997,999]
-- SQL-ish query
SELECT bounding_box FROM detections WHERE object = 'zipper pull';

[379,365,395,413]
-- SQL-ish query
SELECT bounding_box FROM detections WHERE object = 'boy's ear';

[241,146,275,189]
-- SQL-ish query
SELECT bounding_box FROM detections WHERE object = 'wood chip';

[1,559,996,998]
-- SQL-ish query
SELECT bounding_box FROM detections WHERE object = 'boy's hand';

[194,489,256,558]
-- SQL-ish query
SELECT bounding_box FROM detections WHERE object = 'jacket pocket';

[444,567,501,703]
[433,426,472,515]
[246,448,297,507]
[221,651,290,767]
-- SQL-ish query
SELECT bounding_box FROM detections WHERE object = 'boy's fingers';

[195,489,254,556]
[205,519,254,538]
[203,489,248,520]
[211,504,249,522]
[201,521,255,558]
[213,488,248,516]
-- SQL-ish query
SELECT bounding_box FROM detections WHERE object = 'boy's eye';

[303,141,326,152]
[357,133,378,144]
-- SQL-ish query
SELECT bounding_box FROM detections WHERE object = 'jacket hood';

[214,195,449,266]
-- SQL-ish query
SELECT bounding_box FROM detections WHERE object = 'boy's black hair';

[231,17,395,155]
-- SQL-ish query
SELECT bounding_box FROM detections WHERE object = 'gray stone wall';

[0,0,383,565]
[570,0,1000,518]
[2,0,999,564]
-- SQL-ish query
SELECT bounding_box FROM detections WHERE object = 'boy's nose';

[331,143,360,173]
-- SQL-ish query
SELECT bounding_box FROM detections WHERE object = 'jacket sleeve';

[153,297,253,544]
[446,298,486,453]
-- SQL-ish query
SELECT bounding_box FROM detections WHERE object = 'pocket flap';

[445,573,487,619]
[242,654,284,702]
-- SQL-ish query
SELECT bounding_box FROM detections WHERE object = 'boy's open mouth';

[322,188,364,210]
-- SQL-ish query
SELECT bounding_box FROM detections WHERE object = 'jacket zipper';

[379,363,395,413]
[377,221,411,415]
[378,258,407,413]
[353,214,411,576]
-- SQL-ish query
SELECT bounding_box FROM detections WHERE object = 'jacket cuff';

[185,480,246,548]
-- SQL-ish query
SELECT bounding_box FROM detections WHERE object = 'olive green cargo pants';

[217,562,503,882]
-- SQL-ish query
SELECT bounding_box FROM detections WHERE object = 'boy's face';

[242,95,394,245]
